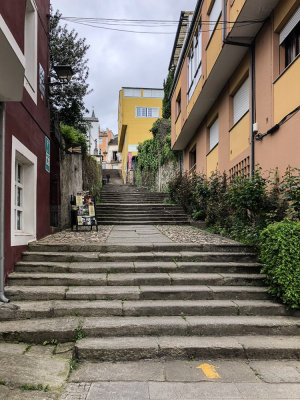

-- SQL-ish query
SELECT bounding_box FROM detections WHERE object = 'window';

[280,7,300,68]
[135,107,159,118]
[176,90,181,118]
[143,89,164,98]
[15,163,24,231]
[209,0,222,37]
[188,24,202,101]
[98,138,103,145]
[123,88,141,97]
[209,118,219,150]
[113,151,118,161]
[11,136,37,246]
[189,146,197,173]
[24,0,38,103]
[233,77,249,125]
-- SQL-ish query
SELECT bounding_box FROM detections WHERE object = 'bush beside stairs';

[1,241,299,362]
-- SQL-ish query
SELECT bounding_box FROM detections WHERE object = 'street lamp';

[53,65,73,84]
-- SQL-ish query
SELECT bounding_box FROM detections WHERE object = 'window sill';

[273,53,300,85]
[229,111,249,132]
[206,143,218,157]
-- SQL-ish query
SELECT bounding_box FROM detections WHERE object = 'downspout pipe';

[0,102,10,303]
[222,0,256,176]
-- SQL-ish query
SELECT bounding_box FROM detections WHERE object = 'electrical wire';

[60,16,265,34]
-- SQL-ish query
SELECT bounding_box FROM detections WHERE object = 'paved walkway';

[106,225,172,244]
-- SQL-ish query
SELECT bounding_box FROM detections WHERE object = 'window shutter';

[233,77,249,125]
[209,118,219,150]
[209,0,222,37]
[280,6,300,44]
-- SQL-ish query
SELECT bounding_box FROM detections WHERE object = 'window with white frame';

[143,89,164,98]
[123,88,141,97]
[280,7,300,68]
[15,163,24,231]
[209,118,219,151]
[98,138,103,145]
[11,137,37,247]
[135,107,159,118]
[188,24,202,101]
[24,0,38,103]
[209,0,222,37]
[233,77,249,125]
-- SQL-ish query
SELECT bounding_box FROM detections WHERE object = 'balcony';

[0,15,25,102]
[172,0,281,150]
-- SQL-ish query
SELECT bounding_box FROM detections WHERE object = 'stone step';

[97,217,189,222]
[21,251,257,263]
[0,316,298,343]
[7,272,266,287]
[15,261,262,274]
[98,220,191,225]
[97,211,187,216]
[0,300,289,321]
[76,335,300,361]
[5,285,269,301]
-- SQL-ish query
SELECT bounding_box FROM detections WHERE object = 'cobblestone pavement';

[155,225,238,244]
[37,226,113,244]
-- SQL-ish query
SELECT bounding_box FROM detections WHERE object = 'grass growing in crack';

[23,344,32,354]
[43,339,58,346]
[21,383,45,391]
[181,315,187,321]
[0,381,5,386]
[74,320,86,341]
[69,357,79,371]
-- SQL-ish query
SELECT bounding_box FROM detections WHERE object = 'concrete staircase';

[97,184,189,225]
[1,242,299,362]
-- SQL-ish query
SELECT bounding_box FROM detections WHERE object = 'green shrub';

[280,167,300,220]
[260,220,300,308]
[60,124,88,153]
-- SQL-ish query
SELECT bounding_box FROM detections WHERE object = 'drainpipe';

[222,0,256,176]
[0,102,10,303]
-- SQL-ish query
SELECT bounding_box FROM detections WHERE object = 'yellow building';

[118,87,163,183]
[170,0,300,178]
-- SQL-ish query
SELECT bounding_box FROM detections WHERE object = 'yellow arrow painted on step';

[197,363,221,379]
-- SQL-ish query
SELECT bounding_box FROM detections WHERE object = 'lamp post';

[53,65,73,84]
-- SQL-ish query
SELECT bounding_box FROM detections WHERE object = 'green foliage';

[280,167,300,220]
[260,220,300,308]
[137,119,178,190]
[162,68,175,119]
[49,8,91,132]
[60,124,88,153]
[21,384,45,391]
[82,154,102,201]
[74,320,86,341]
[167,167,298,246]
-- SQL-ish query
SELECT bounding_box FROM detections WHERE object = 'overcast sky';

[50,0,197,137]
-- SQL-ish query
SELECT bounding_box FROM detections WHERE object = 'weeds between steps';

[74,320,86,341]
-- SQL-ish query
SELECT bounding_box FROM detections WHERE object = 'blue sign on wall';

[45,137,50,173]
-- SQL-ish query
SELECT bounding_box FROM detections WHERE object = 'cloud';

[51,0,197,137]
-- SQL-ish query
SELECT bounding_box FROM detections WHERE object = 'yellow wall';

[206,145,218,176]
[206,21,223,76]
[118,88,163,181]
[274,0,299,32]
[230,112,250,160]
[274,57,300,124]
[229,0,246,24]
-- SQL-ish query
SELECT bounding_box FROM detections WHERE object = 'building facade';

[106,136,122,170]
[0,0,51,282]
[84,110,99,155]
[98,128,113,168]
[118,87,163,183]
[170,0,300,178]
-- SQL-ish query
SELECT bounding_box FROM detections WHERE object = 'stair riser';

[1,323,297,344]
[98,221,191,225]
[8,277,265,287]
[7,290,269,302]
[76,346,300,362]
[15,266,261,274]
[22,254,257,263]
[0,304,288,321]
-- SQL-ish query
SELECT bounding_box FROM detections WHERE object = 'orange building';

[98,128,113,168]
[170,0,300,178]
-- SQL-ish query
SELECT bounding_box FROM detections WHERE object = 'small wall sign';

[45,136,50,173]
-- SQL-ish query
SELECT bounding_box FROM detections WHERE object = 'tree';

[162,68,175,119]
[49,8,91,132]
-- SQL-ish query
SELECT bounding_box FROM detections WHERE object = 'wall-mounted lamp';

[53,65,74,84]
